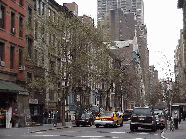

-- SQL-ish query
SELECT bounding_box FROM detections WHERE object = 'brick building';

[0,0,30,127]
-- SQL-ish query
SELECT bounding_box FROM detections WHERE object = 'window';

[33,0,36,10]
[38,0,41,15]
[53,34,55,46]
[19,0,23,6]
[49,61,54,71]
[34,49,37,65]
[27,72,32,82]
[27,38,32,58]
[41,26,45,41]
[11,12,15,30]
[10,46,14,69]
[0,5,5,29]
[0,42,4,61]
[19,48,22,66]
[48,8,51,18]
[34,22,37,40]
[42,2,45,15]
[27,7,32,27]
[19,16,23,37]
[49,89,54,101]
[53,11,55,21]
[49,34,51,45]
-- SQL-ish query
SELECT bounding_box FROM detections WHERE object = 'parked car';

[75,113,94,127]
[94,111,123,128]
[123,109,133,121]
[130,107,157,131]
[153,109,164,115]
[155,114,165,129]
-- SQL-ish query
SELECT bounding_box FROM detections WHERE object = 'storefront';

[29,98,45,125]
[0,80,30,128]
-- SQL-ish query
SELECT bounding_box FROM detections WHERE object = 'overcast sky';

[56,0,183,80]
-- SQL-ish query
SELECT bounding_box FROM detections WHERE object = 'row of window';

[34,0,56,22]
[0,4,24,38]
[0,42,23,69]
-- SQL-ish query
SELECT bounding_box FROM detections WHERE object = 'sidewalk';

[0,122,75,137]
[162,120,186,139]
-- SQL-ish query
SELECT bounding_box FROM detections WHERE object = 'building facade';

[0,0,30,127]
[97,0,144,25]
[177,0,186,102]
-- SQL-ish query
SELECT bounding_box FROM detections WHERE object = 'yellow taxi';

[94,111,123,128]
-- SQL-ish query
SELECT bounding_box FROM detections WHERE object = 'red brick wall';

[0,0,26,82]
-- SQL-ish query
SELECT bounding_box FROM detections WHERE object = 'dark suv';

[75,113,94,127]
[130,107,157,131]
[123,109,133,121]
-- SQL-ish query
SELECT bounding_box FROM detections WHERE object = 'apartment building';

[177,0,186,100]
[0,0,31,128]
[149,65,159,106]
[78,14,94,27]
[174,29,185,97]
[109,8,137,41]
[97,0,144,25]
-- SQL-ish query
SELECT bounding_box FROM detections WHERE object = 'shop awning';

[0,80,29,95]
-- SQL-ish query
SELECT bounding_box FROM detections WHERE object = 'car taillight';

[85,119,89,121]
[75,120,78,122]
[110,117,114,121]
[130,117,132,120]
[152,117,154,121]
[94,118,97,120]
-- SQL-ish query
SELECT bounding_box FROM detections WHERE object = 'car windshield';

[124,110,133,114]
[81,113,89,119]
[99,112,113,117]
[133,108,151,115]
[154,110,163,115]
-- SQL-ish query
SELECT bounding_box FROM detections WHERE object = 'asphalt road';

[0,121,164,139]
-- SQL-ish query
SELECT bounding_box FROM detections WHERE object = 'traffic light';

[48,111,51,118]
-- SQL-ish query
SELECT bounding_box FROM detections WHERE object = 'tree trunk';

[61,88,66,126]
[106,90,109,111]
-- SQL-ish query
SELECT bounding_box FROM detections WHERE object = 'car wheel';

[114,121,118,128]
[96,125,99,128]
[89,122,92,126]
[152,125,156,132]
[120,121,123,127]
[76,124,80,127]
[130,125,134,131]
[135,126,138,131]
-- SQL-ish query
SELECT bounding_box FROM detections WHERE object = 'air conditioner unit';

[62,58,66,62]
[62,76,66,80]
[19,65,25,71]
[0,61,5,67]
[11,28,16,34]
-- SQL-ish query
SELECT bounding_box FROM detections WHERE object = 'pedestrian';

[43,109,48,124]
[53,113,58,127]
[183,111,185,121]
[56,110,60,123]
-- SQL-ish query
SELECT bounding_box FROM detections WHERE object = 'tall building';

[109,9,137,41]
[78,15,95,27]
[97,0,144,25]
[98,0,149,107]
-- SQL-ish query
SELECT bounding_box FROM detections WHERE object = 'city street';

[0,121,163,139]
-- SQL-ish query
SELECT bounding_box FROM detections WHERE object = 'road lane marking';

[77,136,104,138]
[110,132,126,133]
